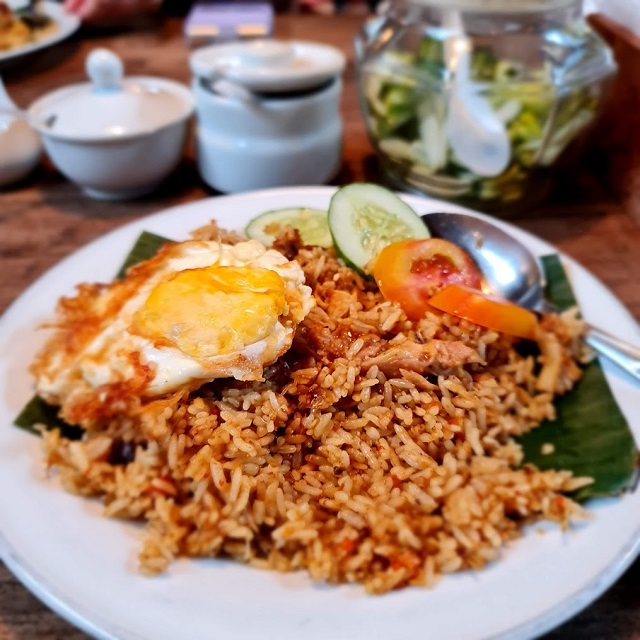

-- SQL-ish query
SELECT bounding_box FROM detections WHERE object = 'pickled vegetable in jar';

[354,0,616,213]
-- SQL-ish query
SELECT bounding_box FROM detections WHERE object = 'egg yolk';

[130,265,287,358]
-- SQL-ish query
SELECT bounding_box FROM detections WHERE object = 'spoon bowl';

[421,211,640,383]
[422,211,545,309]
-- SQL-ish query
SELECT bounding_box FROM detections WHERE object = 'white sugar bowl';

[190,40,346,193]
[27,48,194,200]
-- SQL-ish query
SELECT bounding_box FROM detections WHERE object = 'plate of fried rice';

[0,1,79,64]
[1,187,639,640]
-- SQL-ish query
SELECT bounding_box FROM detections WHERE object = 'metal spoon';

[421,211,640,382]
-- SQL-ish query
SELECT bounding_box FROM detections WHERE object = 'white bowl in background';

[27,48,194,200]
[0,117,41,187]
[193,76,343,193]
[0,78,42,188]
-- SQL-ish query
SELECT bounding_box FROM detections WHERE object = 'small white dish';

[0,117,41,186]
[27,48,194,200]
[0,79,41,187]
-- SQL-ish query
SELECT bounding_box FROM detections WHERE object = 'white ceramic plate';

[0,1,80,65]
[1,187,639,640]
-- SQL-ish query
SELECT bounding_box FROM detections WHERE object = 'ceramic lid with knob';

[189,39,346,93]
[28,48,194,142]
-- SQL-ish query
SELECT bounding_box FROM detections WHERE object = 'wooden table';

[2,13,640,640]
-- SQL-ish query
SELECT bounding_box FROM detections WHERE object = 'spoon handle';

[538,298,640,382]
[584,324,640,382]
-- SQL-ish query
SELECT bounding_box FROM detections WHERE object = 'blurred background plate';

[0,1,80,66]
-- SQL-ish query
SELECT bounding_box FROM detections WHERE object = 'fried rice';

[37,223,593,594]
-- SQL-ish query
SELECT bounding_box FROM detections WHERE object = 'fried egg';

[31,239,314,425]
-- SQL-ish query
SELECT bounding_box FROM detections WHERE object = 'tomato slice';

[428,284,539,340]
[372,238,483,321]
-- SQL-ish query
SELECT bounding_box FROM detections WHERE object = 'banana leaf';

[14,232,170,439]
[13,236,639,501]
[114,231,173,280]
[517,255,639,500]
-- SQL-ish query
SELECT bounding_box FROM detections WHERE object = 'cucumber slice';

[328,183,431,274]
[245,207,332,248]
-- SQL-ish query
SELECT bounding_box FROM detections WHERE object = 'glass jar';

[354,0,616,213]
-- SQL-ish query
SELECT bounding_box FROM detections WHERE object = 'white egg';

[32,239,314,426]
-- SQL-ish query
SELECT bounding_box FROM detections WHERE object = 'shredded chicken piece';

[363,340,482,377]
[190,219,247,245]
[535,313,585,394]
[272,227,303,261]
[535,329,563,393]
[293,308,339,358]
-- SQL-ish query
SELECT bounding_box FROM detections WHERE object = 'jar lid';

[408,0,577,10]
[28,48,194,141]
[189,39,346,93]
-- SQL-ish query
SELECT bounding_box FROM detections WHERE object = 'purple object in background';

[184,1,274,44]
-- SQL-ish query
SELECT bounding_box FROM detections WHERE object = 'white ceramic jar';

[189,40,346,194]
[27,48,194,200]
[0,79,42,187]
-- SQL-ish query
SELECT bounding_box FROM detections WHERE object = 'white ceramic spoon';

[443,9,511,177]
[201,41,298,105]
